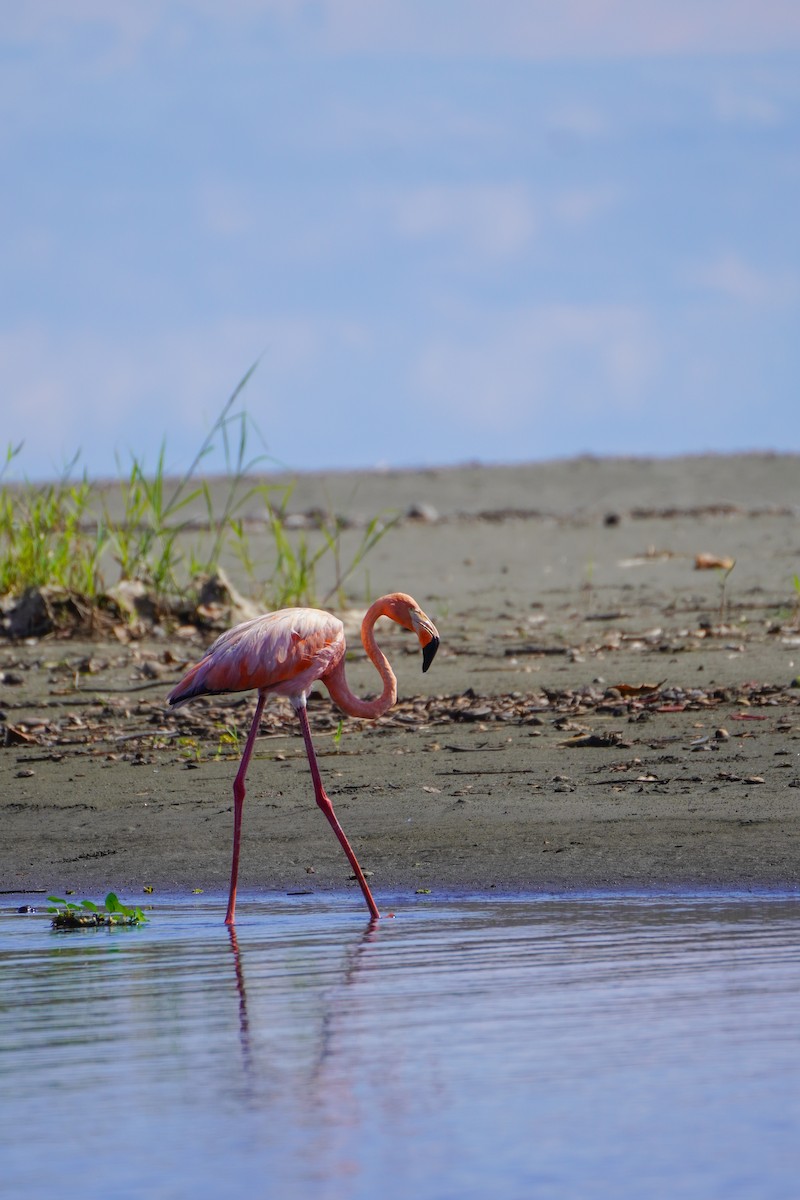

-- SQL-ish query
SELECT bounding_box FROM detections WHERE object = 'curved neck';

[324,597,398,719]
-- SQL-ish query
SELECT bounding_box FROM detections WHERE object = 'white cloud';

[8,0,800,62]
[414,304,660,427]
[712,89,783,128]
[551,185,622,227]
[546,104,611,142]
[686,253,798,307]
[269,0,800,58]
[196,181,257,238]
[0,316,358,479]
[2,2,162,72]
[383,184,537,260]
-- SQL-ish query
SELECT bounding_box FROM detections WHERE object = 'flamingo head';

[381,593,440,673]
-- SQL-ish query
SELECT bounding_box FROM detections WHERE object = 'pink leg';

[225,692,267,925]
[295,703,380,921]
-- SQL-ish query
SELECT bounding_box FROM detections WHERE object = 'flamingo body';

[168,608,346,705]
[167,592,439,923]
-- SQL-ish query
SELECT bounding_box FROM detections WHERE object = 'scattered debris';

[559,732,631,748]
[2,674,797,768]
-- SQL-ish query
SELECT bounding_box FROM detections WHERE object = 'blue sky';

[2,2,799,480]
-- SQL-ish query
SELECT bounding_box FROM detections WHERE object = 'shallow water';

[1,892,799,1200]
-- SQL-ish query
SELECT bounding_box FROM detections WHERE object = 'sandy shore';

[3,454,800,908]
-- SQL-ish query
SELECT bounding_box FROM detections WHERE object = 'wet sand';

[3,454,800,905]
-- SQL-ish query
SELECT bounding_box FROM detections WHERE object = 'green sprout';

[177,735,202,762]
[214,723,241,760]
[718,560,736,622]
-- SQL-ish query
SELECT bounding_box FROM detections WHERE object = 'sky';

[2,2,799,481]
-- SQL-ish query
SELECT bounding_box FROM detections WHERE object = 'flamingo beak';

[409,605,440,673]
[422,636,439,673]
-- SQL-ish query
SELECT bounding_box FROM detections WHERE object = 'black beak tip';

[422,637,440,673]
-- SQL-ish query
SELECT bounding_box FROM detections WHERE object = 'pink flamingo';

[168,593,440,923]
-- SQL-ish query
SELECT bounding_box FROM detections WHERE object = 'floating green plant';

[47,892,148,929]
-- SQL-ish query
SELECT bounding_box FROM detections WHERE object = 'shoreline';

[3,454,800,903]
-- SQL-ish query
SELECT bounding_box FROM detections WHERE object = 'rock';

[108,579,159,625]
[3,587,52,638]
[2,586,88,639]
[283,513,312,530]
[193,568,262,629]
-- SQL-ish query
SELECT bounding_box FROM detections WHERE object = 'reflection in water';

[226,925,252,1081]
[226,914,380,1098]
[2,893,800,1199]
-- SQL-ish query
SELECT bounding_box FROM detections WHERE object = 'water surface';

[2,892,799,1199]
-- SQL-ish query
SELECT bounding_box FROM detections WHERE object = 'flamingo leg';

[225,692,267,925]
[295,702,380,921]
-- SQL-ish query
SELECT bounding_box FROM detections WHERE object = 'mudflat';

[3,454,800,906]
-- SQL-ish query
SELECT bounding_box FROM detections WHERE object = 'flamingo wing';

[167,608,345,705]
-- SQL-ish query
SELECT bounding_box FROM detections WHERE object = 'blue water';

[1,892,799,1200]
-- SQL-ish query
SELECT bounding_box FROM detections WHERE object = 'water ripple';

[2,893,799,1199]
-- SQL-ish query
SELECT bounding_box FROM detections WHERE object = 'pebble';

[406,502,439,523]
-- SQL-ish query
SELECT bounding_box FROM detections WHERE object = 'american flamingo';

[168,592,440,923]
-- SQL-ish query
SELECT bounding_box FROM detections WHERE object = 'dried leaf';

[613,681,665,697]
[3,724,38,747]
[694,553,735,571]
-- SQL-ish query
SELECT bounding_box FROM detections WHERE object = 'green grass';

[0,449,107,598]
[1,364,397,619]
